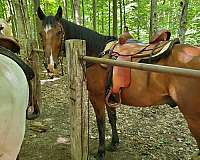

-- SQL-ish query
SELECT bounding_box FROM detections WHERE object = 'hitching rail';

[80,56,200,78]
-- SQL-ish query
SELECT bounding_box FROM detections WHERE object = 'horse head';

[37,6,65,77]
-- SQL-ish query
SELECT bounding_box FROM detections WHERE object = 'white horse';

[0,53,28,160]
[0,19,28,160]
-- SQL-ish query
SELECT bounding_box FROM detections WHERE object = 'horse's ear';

[55,6,62,19]
[37,7,46,20]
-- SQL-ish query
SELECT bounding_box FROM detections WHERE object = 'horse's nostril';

[47,69,50,73]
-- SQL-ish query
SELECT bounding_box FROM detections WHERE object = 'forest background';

[0,0,200,55]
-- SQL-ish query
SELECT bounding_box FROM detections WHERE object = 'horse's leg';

[90,94,106,160]
[26,80,40,120]
[106,106,119,151]
[176,102,200,159]
[184,115,200,160]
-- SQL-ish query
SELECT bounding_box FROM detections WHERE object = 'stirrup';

[105,88,121,108]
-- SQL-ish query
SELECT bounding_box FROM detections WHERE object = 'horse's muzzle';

[47,64,59,78]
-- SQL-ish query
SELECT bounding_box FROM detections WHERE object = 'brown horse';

[38,6,200,160]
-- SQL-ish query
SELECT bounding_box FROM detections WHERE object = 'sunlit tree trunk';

[178,0,188,43]
[7,0,17,37]
[149,0,157,41]
[63,0,68,19]
[12,0,29,57]
[73,0,81,25]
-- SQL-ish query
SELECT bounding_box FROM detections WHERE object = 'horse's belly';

[0,55,29,159]
[121,70,169,107]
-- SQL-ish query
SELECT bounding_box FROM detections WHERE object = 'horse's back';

[0,54,28,160]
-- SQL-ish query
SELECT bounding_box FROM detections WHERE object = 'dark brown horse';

[38,6,200,160]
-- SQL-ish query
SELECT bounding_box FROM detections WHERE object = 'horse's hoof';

[106,142,119,152]
[94,153,105,160]
[26,109,40,120]
[191,151,200,160]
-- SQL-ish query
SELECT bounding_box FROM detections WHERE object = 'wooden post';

[65,39,88,160]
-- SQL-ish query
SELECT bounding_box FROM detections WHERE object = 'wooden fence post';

[65,39,88,160]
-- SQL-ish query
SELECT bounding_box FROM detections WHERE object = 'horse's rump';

[0,54,29,160]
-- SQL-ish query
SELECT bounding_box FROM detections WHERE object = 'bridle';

[42,22,65,75]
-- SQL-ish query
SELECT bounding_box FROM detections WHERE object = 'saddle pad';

[0,46,34,80]
[100,40,117,67]
[112,56,131,93]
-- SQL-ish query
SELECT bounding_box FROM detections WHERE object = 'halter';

[42,22,65,75]
[57,22,65,75]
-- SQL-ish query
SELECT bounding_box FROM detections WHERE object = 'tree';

[92,0,96,31]
[149,0,157,41]
[73,0,81,24]
[11,0,29,57]
[178,0,188,43]
[113,0,117,36]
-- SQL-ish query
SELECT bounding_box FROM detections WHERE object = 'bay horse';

[38,6,200,160]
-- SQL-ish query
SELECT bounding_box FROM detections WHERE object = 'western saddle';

[104,29,180,107]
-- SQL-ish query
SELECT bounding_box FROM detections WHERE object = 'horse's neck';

[61,19,115,56]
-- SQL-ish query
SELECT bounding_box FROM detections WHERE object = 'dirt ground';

[19,71,198,160]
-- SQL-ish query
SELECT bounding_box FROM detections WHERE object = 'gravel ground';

[19,72,198,160]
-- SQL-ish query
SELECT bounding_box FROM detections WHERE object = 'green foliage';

[0,0,200,44]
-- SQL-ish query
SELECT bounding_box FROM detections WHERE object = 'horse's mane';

[61,19,117,56]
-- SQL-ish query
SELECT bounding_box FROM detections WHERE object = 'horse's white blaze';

[50,49,54,66]
[44,24,52,33]
[0,54,29,160]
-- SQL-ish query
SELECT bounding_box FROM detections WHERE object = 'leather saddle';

[0,28,34,80]
[105,29,179,107]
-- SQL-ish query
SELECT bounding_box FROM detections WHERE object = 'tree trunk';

[33,0,41,48]
[101,10,104,33]
[122,0,126,27]
[178,0,188,43]
[119,0,122,34]
[113,0,117,37]
[108,0,111,35]
[149,0,157,41]
[82,0,85,26]
[73,0,81,25]
[63,0,68,19]
[137,0,140,40]
[7,0,17,38]
[92,0,96,31]
[12,0,29,58]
